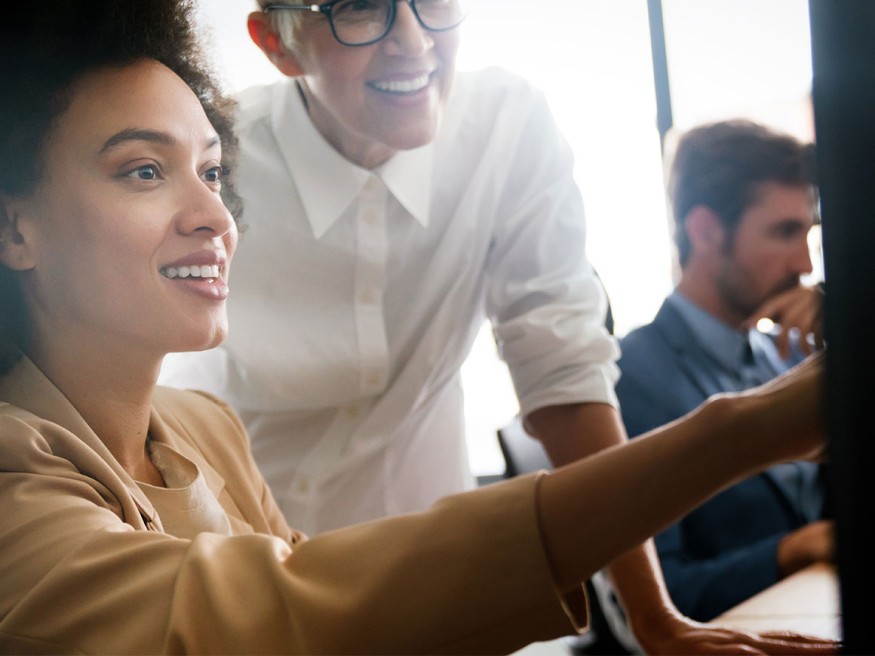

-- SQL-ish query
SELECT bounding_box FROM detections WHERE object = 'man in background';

[616,119,832,621]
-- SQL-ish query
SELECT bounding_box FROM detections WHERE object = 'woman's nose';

[176,177,236,240]
[382,1,433,56]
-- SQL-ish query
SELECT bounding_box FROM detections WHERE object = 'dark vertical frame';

[809,1,875,651]
[646,0,673,151]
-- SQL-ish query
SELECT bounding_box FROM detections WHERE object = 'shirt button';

[345,405,360,419]
[363,208,379,225]
[365,370,383,387]
[361,289,377,304]
[296,479,310,493]
[365,176,381,192]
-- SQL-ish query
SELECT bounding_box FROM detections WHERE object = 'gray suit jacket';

[615,299,825,621]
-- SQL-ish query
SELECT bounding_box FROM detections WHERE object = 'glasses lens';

[413,0,467,31]
[329,0,392,45]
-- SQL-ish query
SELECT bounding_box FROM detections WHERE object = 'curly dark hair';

[668,120,817,267]
[0,0,242,374]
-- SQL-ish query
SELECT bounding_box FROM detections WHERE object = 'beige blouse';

[138,441,232,539]
[0,356,588,655]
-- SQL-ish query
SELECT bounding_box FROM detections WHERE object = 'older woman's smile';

[368,71,433,94]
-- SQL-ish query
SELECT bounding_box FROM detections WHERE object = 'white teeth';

[161,264,220,279]
[372,73,430,94]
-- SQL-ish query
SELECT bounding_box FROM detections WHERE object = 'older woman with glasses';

[263,0,468,47]
[161,2,833,653]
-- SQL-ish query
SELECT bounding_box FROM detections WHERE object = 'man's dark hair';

[0,0,241,374]
[668,119,816,267]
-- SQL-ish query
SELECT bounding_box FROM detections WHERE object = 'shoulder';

[0,403,110,488]
[0,403,48,458]
[438,68,569,181]
[151,387,250,456]
[0,401,72,450]
[615,322,691,435]
[618,301,689,362]
[616,316,689,395]
[447,67,548,127]
[454,67,539,98]
[233,79,292,133]
[618,320,671,365]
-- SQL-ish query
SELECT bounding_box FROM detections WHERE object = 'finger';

[752,631,839,654]
[750,287,822,331]
[750,288,803,323]
[759,298,792,321]
[749,352,817,393]
[813,324,825,350]
[780,302,821,341]
[688,626,837,651]
[693,642,765,655]
[774,327,792,360]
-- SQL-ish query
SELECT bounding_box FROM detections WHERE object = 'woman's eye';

[125,164,159,181]
[202,166,224,184]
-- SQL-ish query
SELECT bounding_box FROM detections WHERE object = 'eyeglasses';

[263,0,467,47]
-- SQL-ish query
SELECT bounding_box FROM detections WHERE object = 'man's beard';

[718,269,800,323]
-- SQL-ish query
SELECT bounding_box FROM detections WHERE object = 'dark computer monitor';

[809,1,875,651]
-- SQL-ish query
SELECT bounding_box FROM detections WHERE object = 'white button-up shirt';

[161,68,619,534]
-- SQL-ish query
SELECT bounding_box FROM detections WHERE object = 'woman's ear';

[247,11,306,77]
[0,198,37,272]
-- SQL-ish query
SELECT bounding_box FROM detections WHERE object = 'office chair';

[496,416,552,477]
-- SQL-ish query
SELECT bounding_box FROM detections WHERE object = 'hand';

[777,520,835,577]
[636,615,838,655]
[747,285,824,359]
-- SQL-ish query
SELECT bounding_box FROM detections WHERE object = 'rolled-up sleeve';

[486,90,620,419]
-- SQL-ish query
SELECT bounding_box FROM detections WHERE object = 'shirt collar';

[272,79,433,239]
[667,291,751,373]
[0,355,159,525]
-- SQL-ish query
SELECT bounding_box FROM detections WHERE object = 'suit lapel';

[651,301,728,399]
[653,303,817,522]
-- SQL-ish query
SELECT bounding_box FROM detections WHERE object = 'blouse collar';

[271,78,434,239]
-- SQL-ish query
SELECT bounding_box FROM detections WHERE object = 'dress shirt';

[666,291,822,522]
[608,291,825,623]
[161,67,619,534]
[666,291,784,391]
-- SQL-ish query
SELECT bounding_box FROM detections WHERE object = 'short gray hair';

[257,0,305,49]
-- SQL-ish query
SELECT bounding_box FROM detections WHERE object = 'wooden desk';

[515,564,842,655]
[713,563,841,641]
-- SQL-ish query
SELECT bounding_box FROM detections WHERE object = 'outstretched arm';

[2,356,830,655]
[527,354,833,655]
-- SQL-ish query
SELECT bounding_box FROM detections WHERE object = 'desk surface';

[515,564,841,655]
[713,563,841,641]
